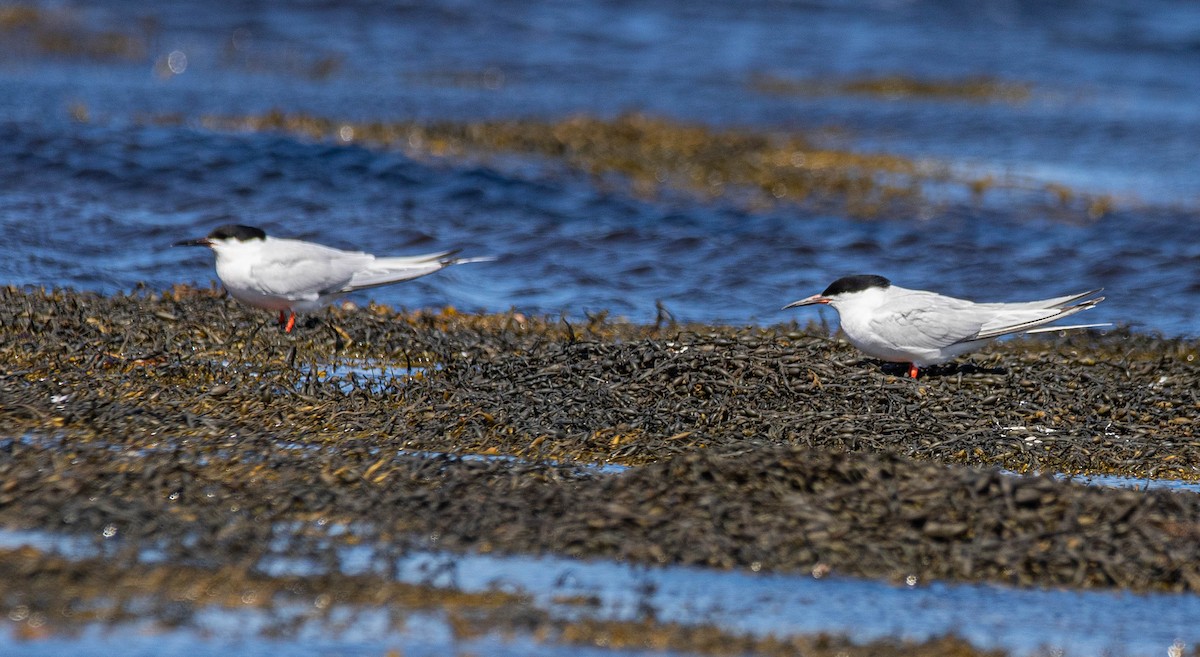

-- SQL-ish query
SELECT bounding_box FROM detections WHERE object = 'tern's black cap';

[822,274,891,297]
[209,224,267,241]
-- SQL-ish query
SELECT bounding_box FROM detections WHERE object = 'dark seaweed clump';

[1,285,1198,591]
[170,110,1119,221]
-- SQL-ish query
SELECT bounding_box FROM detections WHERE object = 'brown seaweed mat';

[1,285,1198,602]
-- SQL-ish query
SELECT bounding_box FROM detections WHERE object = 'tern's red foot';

[907,363,919,379]
[284,312,296,333]
[278,310,287,327]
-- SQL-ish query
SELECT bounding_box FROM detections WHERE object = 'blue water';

[0,0,1197,334]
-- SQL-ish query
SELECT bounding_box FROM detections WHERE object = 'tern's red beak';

[782,294,830,309]
[172,237,212,248]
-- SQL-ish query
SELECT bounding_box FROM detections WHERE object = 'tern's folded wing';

[978,288,1103,312]
[970,296,1104,341]
[344,251,459,291]
[869,292,985,350]
[250,248,372,301]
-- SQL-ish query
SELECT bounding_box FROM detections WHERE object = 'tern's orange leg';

[907,363,919,379]
[284,312,296,333]
[278,310,287,327]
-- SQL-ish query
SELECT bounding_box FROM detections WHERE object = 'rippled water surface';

[0,0,1198,334]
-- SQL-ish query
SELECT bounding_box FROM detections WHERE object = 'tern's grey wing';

[869,290,986,350]
[250,240,372,301]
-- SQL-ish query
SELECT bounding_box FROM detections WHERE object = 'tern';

[174,224,490,332]
[783,275,1107,378]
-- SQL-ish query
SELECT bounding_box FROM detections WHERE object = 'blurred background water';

[1,0,1198,334]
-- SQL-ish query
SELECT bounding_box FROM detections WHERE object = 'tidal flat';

[1,286,1198,655]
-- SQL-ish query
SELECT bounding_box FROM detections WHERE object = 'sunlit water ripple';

[0,0,1198,334]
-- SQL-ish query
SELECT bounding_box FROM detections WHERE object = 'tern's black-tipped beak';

[782,294,830,310]
[173,237,212,248]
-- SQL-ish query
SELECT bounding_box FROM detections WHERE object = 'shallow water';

[1059,472,1200,494]
[3,608,642,657]
[318,359,421,393]
[2,525,1198,657]
[0,0,1198,335]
